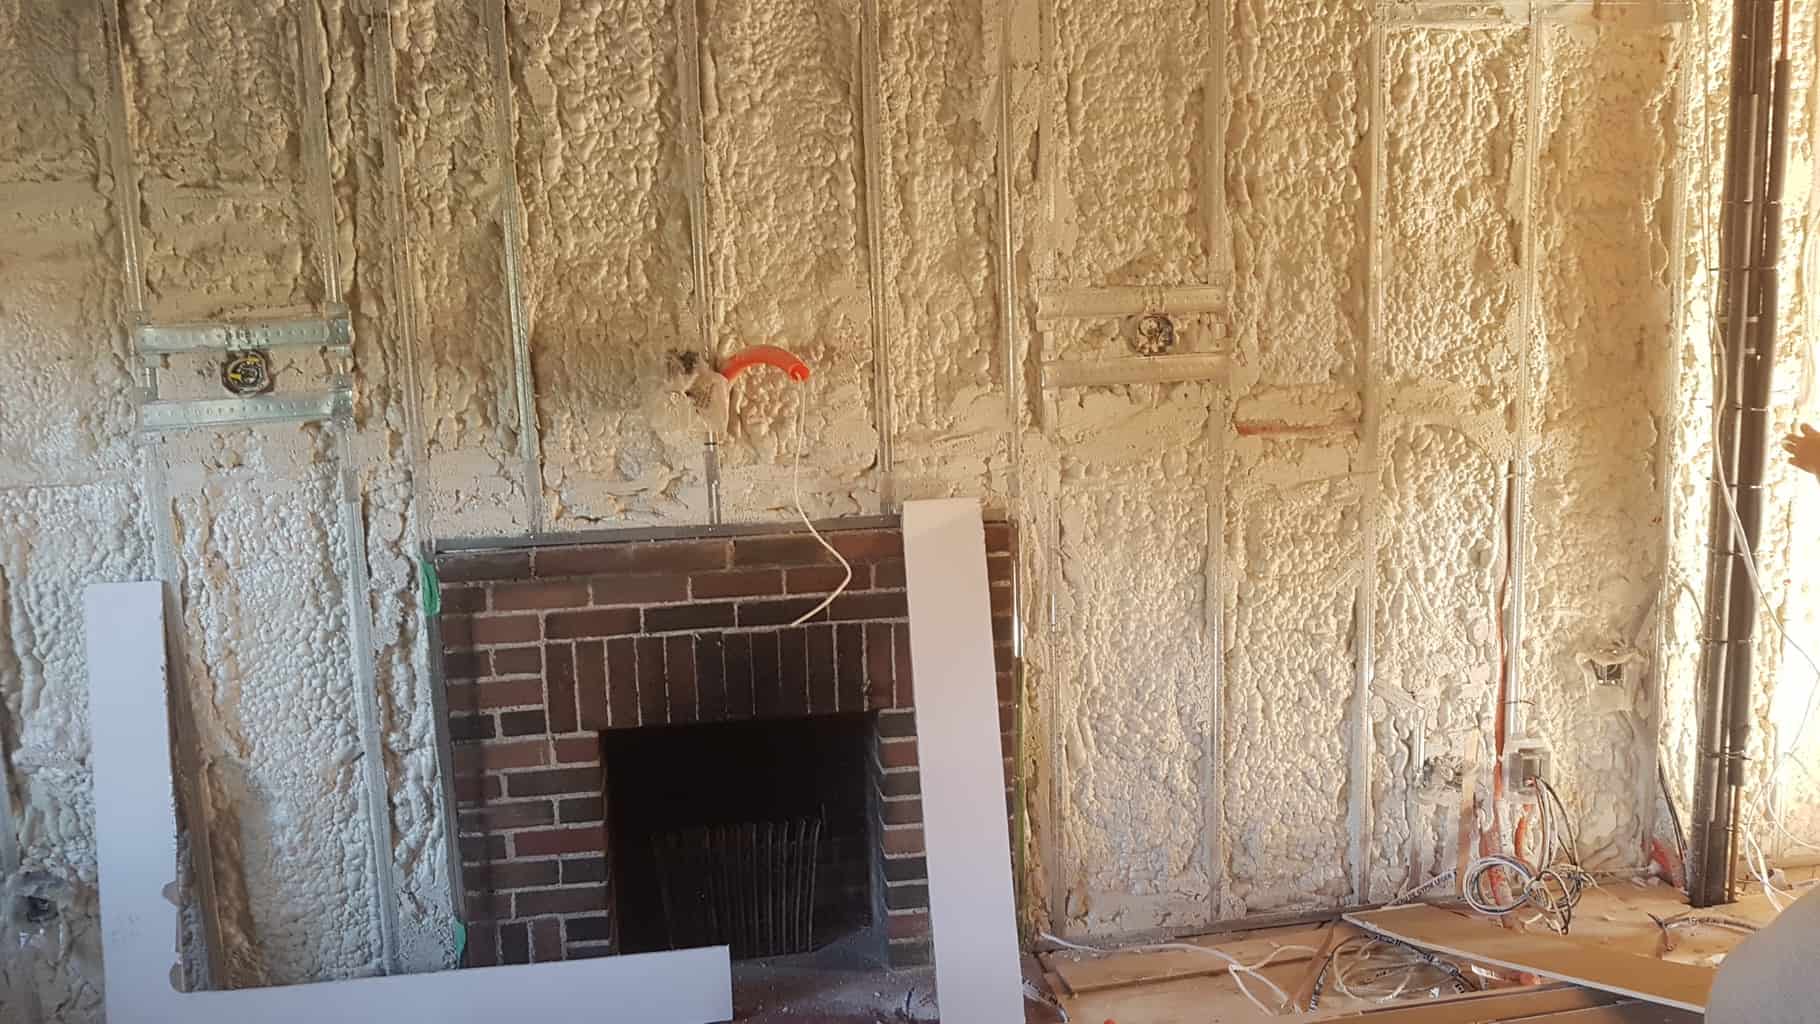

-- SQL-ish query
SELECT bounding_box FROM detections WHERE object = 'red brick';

[879,738,918,769]
[489,645,543,676]
[464,921,499,967]
[881,770,921,798]
[558,796,604,823]
[504,767,601,798]
[829,591,908,621]
[576,640,608,729]
[546,644,578,733]
[499,710,547,736]
[882,798,922,826]
[829,529,904,562]
[983,521,1014,553]
[476,615,542,646]
[500,921,529,964]
[441,585,488,613]
[478,858,560,890]
[465,890,513,921]
[883,828,924,857]
[894,626,914,705]
[607,637,639,728]
[732,535,841,567]
[644,602,735,633]
[590,573,690,605]
[876,708,917,738]
[992,615,1014,647]
[990,585,1014,616]
[696,633,726,721]
[666,635,697,723]
[692,570,784,599]
[449,713,496,742]
[566,915,612,943]
[637,636,668,725]
[751,631,783,717]
[835,623,864,713]
[442,650,488,679]
[786,564,868,594]
[476,740,548,772]
[561,857,606,885]
[516,885,608,916]
[453,772,501,803]
[513,826,607,857]
[807,625,836,714]
[439,550,532,583]
[1000,703,1016,734]
[458,800,556,831]
[997,671,1017,703]
[554,736,600,764]
[738,597,829,628]
[535,540,729,578]
[777,628,809,718]
[461,834,507,863]
[721,633,755,719]
[865,624,895,709]
[492,580,591,611]
[872,560,905,589]
[546,607,641,640]
[531,918,563,960]
[987,555,1014,585]
[449,679,545,710]
[886,883,930,911]
[995,643,1015,673]
[886,911,931,941]
[884,855,927,882]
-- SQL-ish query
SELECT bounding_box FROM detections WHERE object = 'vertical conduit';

[1691,0,1791,908]
[298,3,402,972]
[483,0,545,536]
[99,0,229,989]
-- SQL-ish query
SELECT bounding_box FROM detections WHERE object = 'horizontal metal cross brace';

[134,309,352,356]
[1040,352,1230,390]
[138,391,351,433]
[1034,283,1229,323]
[1380,1,1690,28]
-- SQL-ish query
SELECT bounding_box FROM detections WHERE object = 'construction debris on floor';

[1028,878,1793,1023]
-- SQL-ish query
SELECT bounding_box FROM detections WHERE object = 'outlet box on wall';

[1505,738,1552,793]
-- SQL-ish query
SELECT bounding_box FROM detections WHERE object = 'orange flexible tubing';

[720,345,810,383]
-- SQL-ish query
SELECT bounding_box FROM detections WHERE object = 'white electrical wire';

[1037,931,1310,1017]
[787,383,852,627]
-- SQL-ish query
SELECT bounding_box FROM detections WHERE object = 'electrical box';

[1505,738,1552,792]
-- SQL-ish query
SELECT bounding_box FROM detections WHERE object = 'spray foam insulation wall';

[0,0,1783,1018]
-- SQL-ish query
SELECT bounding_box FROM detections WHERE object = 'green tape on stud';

[419,557,442,618]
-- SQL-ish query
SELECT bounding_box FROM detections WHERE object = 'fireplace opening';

[603,712,879,961]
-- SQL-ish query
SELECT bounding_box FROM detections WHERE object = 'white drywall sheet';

[86,581,734,1024]
[901,500,1024,1024]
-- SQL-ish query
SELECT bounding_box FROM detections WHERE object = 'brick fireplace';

[434,517,1017,970]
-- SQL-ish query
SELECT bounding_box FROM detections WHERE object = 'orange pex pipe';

[720,345,811,383]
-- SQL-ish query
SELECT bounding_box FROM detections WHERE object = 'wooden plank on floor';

[1046,924,1340,994]
[1306,985,1613,1022]
[1344,906,1714,1013]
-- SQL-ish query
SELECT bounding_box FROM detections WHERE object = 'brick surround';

[435,519,1018,970]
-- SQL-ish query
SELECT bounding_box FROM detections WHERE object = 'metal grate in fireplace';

[655,818,823,957]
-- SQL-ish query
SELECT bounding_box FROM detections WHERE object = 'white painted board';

[901,500,1024,1024]
[86,581,734,1023]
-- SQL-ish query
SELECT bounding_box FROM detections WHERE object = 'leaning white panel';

[901,500,1023,1024]
[85,581,733,1024]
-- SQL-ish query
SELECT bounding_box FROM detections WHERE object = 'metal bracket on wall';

[132,308,355,434]
[138,391,353,434]
[134,307,353,356]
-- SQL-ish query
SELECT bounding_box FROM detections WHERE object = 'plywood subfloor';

[1036,878,1774,1024]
